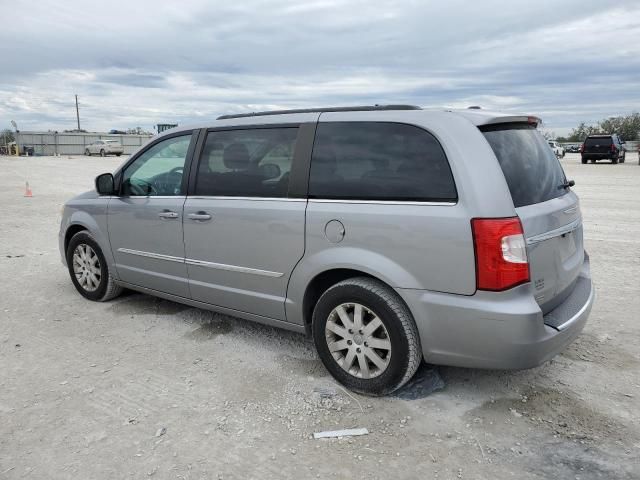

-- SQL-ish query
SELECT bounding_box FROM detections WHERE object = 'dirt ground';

[0,152,638,480]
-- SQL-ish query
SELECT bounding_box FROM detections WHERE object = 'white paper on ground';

[313,428,369,439]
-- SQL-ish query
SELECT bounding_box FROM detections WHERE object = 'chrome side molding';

[117,248,283,278]
[117,248,184,263]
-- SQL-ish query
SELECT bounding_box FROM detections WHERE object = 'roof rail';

[216,104,422,120]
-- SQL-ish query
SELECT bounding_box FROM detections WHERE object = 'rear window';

[585,137,612,146]
[481,124,567,208]
[309,122,457,202]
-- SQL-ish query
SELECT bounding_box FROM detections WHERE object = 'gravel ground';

[0,152,639,480]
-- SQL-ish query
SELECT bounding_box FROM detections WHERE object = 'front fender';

[285,247,422,325]
[59,199,116,276]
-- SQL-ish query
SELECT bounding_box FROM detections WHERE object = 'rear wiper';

[560,179,575,189]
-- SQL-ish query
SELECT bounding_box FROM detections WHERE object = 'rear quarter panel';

[285,111,518,325]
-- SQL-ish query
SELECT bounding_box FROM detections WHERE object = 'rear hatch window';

[585,137,612,147]
[481,124,567,208]
[481,123,583,316]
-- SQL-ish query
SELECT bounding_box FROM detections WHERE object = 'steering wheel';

[128,179,158,196]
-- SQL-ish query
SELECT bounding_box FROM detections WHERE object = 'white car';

[548,140,565,158]
[85,140,124,157]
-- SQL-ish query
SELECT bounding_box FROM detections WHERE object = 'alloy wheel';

[325,303,392,379]
[72,244,102,292]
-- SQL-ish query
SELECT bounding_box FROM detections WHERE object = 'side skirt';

[115,280,306,334]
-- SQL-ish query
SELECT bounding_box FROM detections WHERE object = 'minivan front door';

[183,126,307,320]
[108,132,196,298]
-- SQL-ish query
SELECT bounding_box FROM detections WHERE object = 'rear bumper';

[582,153,616,160]
[397,255,594,370]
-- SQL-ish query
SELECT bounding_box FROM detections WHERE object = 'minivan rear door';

[481,124,584,315]
[182,124,313,321]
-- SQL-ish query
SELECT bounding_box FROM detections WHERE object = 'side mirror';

[95,173,115,195]
[258,163,281,180]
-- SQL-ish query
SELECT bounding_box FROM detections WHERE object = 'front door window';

[121,135,192,196]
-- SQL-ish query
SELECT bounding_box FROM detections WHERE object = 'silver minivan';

[59,105,594,395]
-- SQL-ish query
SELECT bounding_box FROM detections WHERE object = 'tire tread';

[317,276,421,394]
[67,231,122,302]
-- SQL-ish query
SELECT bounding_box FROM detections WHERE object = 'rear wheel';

[100,149,106,157]
[85,149,91,156]
[620,153,625,163]
[612,157,618,164]
[581,158,587,164]
[312,277,421,396]
[66,231,122,302]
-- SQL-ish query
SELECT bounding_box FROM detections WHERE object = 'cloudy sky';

[1,0,639,135]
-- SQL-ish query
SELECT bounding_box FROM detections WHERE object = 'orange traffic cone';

[24,181,33,197]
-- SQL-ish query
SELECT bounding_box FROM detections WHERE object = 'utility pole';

[75,94,81,131]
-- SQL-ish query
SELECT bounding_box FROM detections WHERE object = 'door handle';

[187,212,212,222]
[158,210,179,219]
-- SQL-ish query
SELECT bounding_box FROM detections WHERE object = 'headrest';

[223,143,250,170]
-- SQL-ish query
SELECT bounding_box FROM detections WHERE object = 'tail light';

[611,143,617,153]
[579,143,585,153]
[471,217,530,291]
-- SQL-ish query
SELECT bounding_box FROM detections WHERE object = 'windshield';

[481,124,568,208]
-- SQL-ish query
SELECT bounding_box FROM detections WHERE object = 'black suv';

[581,134,626,164]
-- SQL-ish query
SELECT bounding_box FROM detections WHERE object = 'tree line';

[557,113,640,142]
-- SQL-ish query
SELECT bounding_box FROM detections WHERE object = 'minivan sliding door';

[183,125,311,320]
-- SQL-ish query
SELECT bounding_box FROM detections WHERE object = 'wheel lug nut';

[347,340,352,345]
[359,330,363,334]
[356,347,361,353]
[348,329,353,334]
[364,342,368,347]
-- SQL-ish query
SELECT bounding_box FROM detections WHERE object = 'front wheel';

[312,277,421,396]
[85,149,91,156]
[66,231,122,302]
[100,149,106,157]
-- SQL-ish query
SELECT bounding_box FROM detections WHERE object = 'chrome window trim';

[116,248,283,278]
[308,199,457,206]
[187,196,306,202]
[526,218,582,245]
[116,195,187,200]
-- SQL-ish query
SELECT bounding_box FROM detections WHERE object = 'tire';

[612,157,618,164]
[100,149,106,157]
[85,149,91,156]
[621,154,625,163]
[66,231,122,302]
[581,158,587,164]
[312,277,421,396]
[116,153,122,157]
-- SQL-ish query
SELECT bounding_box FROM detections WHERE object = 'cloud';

[0,0,638,132]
